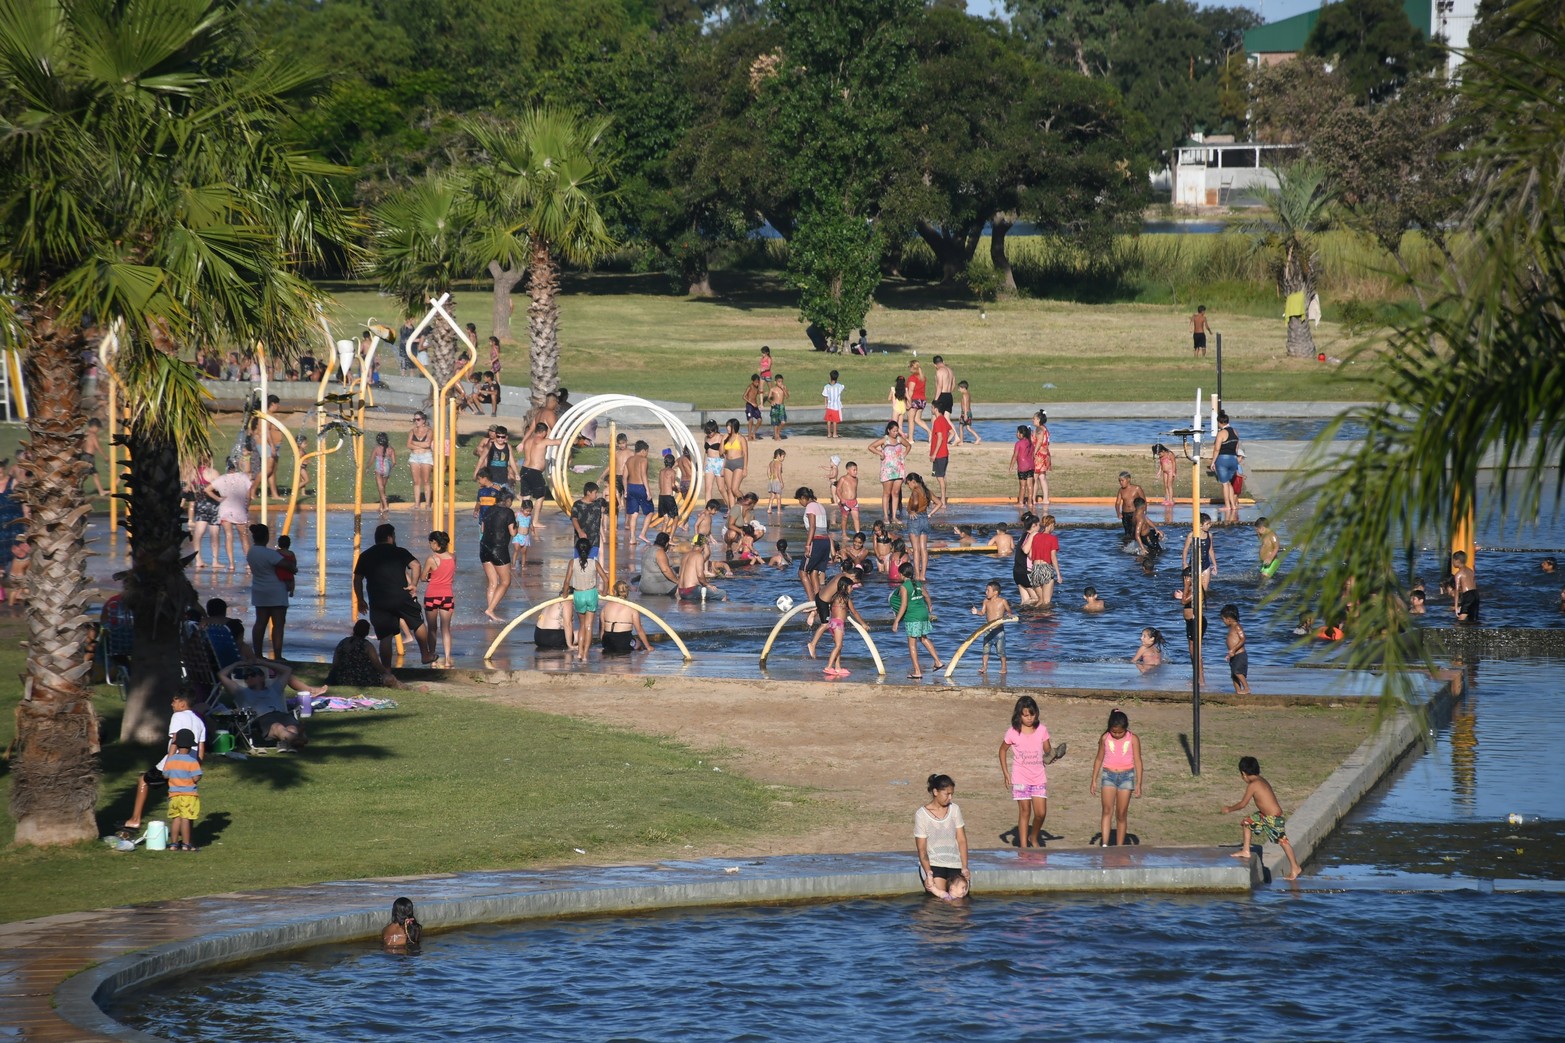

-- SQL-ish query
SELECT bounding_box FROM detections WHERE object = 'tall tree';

[1279,0,1565,694]
[0,0,354,843]
[466,109,618,408]
[1249,163,1336,358]
[759,0,920,349]
[1303,0,1444,102]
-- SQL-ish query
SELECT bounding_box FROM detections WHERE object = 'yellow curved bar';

[942,615,1020,679]
[546,396,705,522]
[254,412,302,535]
[758,600,884,675]
[599,594,692,661]
[296,438,342,594]
[430,297,478,530]
[483,597,571,661]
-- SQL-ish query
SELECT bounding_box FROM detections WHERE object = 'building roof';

[1244,0,1433,55]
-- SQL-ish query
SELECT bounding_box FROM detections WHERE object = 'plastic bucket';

[213,731,235,755]
[296,696,313,719]
[146,820,168,851]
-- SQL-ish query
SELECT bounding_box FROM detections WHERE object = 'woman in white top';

[914,772,970,900]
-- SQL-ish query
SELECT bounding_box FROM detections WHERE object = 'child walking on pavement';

[999,695,1063,848]
[1221,755,1303,880]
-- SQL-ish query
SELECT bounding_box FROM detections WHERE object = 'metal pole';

[447,395,458,538]
[258,340,270,527]
[1215,332,1223,408]
[1191,388,1203,776]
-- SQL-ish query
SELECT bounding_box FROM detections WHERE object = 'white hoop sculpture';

[943,616,1020,679]
[758,601,886,676]
[484,595,693,662]
[547,395,706,521]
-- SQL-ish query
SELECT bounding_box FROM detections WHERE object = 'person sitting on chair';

[218,658,320,752]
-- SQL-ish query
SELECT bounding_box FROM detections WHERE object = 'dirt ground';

[449,671,1377,857]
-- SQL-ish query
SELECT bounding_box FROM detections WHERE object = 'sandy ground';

[448,671,1376,858]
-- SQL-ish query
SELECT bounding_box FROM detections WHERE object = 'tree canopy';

[1302,0,1444,101]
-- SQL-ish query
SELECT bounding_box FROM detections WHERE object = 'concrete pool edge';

[55,849,1258,1041]
[33,672,1459,1042]
[1258,669,1463,881]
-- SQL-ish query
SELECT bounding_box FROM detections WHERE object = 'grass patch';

[0,617,816,922]
[319,267,1376,412]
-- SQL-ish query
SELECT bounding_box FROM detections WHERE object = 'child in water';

[914,773,970,900]
[1132,627,1165,671]
[1089,709,1143,846]
[971,579,1011,672]
[382,896,422,951]
[1221,756,1303,880]
[999,695,1058,848]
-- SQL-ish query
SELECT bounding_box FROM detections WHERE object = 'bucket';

[146,821,168,851]
[213,731,235,755]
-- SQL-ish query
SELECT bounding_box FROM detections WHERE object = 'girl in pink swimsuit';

[1089,709,1144,847]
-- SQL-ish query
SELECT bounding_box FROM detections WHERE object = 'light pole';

[1175,388,1206,775]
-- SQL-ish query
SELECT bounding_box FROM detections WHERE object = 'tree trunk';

[1285,315,1318,358]
[119,420,200,745]
[686,271,715,297]
[990,215,1018,295]
[488,260,524,344]
[914,220,973,283]
[425,295,459,390]
[9,315,100,846]
[527,239,561,410]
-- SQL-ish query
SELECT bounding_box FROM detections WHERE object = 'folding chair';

[98,597,135,699]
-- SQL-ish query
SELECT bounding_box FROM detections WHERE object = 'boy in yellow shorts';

[165,729,203,852]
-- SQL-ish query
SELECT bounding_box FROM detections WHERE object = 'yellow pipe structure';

[482,595,693,661]
[1452,487,1475,569]
[255,412,303,536]
[303,436,344,594]
[5,349,27,420]
[758,600,885,675]
[350,326,387,613]
[942,616,1020,679]
[607,422,618,588]
[446,395,458,536]
[428,292,475,523]
[95,323,122,535]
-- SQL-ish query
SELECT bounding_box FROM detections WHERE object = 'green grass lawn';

[321,270,1378,410]
[0,620,815,922]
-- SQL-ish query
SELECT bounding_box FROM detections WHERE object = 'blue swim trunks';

[625,483,653,515]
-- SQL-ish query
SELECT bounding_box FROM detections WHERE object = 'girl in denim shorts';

[1090,709,1144,847]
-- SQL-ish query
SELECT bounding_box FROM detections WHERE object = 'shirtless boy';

[768,375,790,440]
[1113,471,1145,546]
[836,461,861,539]
[1190,305,1211,358]
[743,375,764,440]
[519,422,562,507]
[623,441,654,544]
[1256,516,1281,578]
[931,355,956,417]
[1451,551,1479,622]
[1221,603,1249,695]
[652,451,680,536]
[1221,755,1302,880]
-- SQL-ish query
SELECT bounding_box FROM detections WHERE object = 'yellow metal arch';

[759,600,885,676]
[943,615,1020,679]
[483,595,692,662]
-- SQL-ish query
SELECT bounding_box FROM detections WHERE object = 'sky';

[966,0,1327,27]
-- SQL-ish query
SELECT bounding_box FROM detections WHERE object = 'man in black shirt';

[353,523,433,663]
[479,488,517,621]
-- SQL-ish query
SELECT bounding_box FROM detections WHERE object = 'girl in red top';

[420,531,456,667]
[1090,709,1144,846]
[1026,514,1062,607]
[906,361,931,442]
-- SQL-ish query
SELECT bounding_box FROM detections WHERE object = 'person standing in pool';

[407,412,434,510]
[1256,517,1281,578]
[562,537,607,662]
[1012,513,1040,608]
[891,561,942,678]
[1182,514,1217,592]
[914,773,970,900]
[1451,551,1479,623]
[1113,471,1145,546]
[383,897,422,952]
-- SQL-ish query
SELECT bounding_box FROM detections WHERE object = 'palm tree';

[367,174,476,388]
[1276,0,1565,699]
[466,108,618,409]
[0,0,354,844]
[1250,162,1336,358]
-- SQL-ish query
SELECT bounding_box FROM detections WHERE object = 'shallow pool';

[786,415,1368,445]
[114,888,1565,1042]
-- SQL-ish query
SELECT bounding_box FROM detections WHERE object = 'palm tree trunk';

[8,316,100,846]
[119,420,199,744]
[527,239,561,410]
[426,297,460,391]
[1285,315,1318,358]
